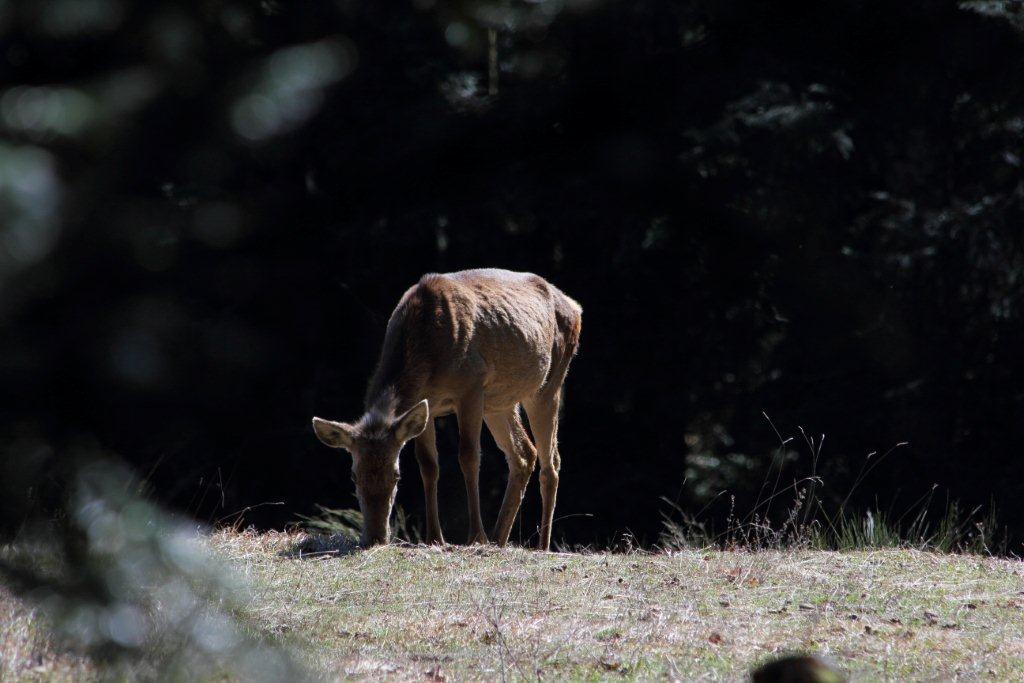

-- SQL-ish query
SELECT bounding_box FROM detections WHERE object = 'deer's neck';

[364,307,425,418]
[364,380,423,423]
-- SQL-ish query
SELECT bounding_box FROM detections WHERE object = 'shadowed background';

[2,0,1023,548]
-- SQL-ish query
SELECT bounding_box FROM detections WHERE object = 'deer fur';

[312,268,581,549]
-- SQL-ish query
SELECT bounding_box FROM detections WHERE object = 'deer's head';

[311,399,429,546]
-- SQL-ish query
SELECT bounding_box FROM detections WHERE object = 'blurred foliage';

[1,0,1024,556]
[0,458,308,679]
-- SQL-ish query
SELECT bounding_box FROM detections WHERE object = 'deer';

[312,268,581,550]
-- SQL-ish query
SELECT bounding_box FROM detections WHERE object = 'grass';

[664,420,1007,556]
[6,529,1024,680]
[0,592,92,682]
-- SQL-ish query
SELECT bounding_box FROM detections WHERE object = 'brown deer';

[312,268,582,550]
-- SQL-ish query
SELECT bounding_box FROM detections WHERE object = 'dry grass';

[0,588,96,682]
[4,529,1024,680]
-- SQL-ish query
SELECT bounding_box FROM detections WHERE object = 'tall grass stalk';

[661,420,1008,556]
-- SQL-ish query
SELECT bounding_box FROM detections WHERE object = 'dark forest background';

[2,0,1023,548]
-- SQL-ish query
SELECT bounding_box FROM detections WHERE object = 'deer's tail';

[542,293,582,396]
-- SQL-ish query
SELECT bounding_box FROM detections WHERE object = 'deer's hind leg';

[485,407,538,547]
[524,389,562,551]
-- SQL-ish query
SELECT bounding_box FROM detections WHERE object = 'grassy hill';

[4,530,1024,680]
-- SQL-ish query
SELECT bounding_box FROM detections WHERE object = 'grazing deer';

[312,268,582,549]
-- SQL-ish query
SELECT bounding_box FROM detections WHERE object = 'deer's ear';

[312,417,356,451]
[393,400,429,443]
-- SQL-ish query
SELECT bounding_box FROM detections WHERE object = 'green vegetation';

[660,489,1006,556]
[661,428,1007,556]
[5,530,1023,680]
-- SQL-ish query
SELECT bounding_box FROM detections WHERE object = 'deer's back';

[391,269,580,413]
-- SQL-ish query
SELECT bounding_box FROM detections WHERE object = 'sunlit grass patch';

[213,531,1024,681]
[4,528,1023,680]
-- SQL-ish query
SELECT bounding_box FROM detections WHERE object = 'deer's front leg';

[414,419,444,545]
[456,390,488,544]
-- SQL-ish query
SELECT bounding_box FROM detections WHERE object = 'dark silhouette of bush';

[2,0,1023,548]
